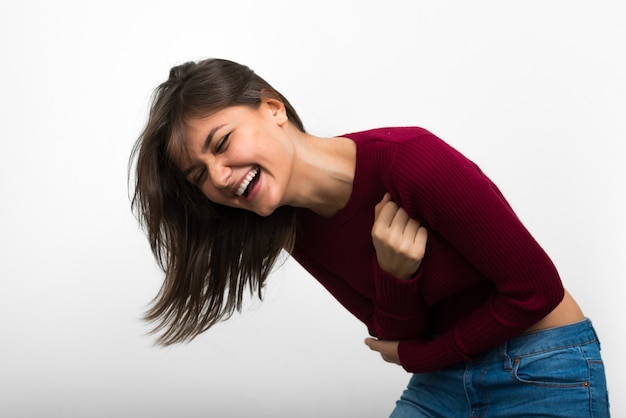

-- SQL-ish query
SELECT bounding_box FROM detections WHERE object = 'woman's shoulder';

[342,126,459,164]
[341,126,436,144]
[344,126,484,193]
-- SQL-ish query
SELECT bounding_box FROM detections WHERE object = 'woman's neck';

[286,129,356,217]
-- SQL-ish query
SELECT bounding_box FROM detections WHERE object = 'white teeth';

[235,168,259,197]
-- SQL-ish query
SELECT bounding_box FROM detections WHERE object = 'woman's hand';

[371,193,428,280]
[364,338,401,365]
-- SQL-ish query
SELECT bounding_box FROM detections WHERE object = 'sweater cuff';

[397,332,475,373]
[370,261,430,339]
[372,259,423,317]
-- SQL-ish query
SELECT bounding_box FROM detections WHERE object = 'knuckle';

[371,221,385,235]
[412,249,425,261]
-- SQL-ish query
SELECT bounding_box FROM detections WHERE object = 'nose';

[208,158,231,189]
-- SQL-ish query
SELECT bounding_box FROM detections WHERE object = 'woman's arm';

[386,130,564,373]
[293,248,431,340]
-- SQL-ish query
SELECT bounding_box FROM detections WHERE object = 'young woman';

[130,58,609,417]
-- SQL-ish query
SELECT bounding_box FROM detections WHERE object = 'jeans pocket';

[511,346,591,388]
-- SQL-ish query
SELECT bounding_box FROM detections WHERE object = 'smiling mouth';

[235,167,260,198]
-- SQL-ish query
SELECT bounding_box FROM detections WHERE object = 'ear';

[263,97,289,126]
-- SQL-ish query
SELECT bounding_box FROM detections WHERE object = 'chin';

[254,207,276,217]
[252,195,281,217]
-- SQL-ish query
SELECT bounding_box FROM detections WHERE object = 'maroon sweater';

[292,127,564,373]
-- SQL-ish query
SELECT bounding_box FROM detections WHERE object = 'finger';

[402,218,420,242]
[373,201,400,232]
[373,193,392,220]
[365,338,399,364]
[415,225,428,246]
[391,209,426,241]
[391,207,412,233]
[364,338,380,352]
[365,337,391,353]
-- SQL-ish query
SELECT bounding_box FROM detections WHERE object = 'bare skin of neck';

[284,126,356,217]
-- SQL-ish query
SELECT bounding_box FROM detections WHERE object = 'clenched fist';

[371,193,428,280]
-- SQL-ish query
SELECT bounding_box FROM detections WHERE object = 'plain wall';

[0,1,624,417]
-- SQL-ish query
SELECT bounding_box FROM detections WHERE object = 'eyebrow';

[181,123,227,177]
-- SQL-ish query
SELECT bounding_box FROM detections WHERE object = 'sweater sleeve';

[388,130,564,373]
[370,261,432,339]
[293,248,431,340]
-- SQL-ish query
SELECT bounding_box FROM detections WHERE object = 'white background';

[1,1,624,417]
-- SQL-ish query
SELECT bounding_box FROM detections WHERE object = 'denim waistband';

[473,318,598,363]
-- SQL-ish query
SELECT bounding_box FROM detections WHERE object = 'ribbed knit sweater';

[292,127,564,373]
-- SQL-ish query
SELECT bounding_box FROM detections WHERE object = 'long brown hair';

[129,58,304,345]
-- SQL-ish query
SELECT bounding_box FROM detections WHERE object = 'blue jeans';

[390,319,609,417]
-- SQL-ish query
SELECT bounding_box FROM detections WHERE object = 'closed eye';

[215,133,231,153]
[192,168,207,186]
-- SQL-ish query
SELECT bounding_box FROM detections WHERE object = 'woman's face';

[174,99,294,217]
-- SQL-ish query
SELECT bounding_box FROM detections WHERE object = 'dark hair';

[129,58,304,345]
